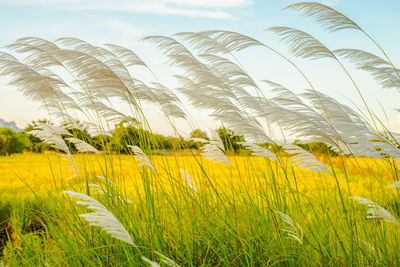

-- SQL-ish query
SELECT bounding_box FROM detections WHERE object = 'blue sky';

[0,0,400,136]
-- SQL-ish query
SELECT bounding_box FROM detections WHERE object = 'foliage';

[216,127,245,152]
[188,129,209,149]
[0,128,25,156]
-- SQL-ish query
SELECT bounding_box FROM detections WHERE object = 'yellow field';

[0,153,396,203]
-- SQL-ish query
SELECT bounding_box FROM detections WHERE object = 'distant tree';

[257,142,283,153]
[216,127,245,152]
[91,134,113,151]
[150,134,173,150]
[112,122,174,152]
[190,129,209,140]
[293,140,338,156]
[0,128,26,156]
[188,129,209,149]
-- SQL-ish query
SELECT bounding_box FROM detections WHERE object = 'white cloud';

[286,0,343,6]
[311,0,344,6]
[162,0,251,8]
[0,0,253,19]
[4,17,146,47]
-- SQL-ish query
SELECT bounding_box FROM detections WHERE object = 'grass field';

[1,1,400,265]
[1,153,396,201]
[0,153,399,266]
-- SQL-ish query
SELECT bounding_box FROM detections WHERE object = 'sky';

[0,0,400,136]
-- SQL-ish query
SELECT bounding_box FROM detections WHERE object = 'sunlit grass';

[0,153,395,202]
[1,153,399,265]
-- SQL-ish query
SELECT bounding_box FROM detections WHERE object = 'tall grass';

[0,2,400,265]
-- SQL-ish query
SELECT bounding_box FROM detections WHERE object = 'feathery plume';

[128,145,157,174]
[200,30,264,53]
[180,168,198,194]
[154,252,180,267]
[29,123,80,177]
[359,239,376,253]
[334,49,391,68]
[199,137,231,165]
[334,49,400,89]
[64,191,135,245]
[350,197,399,225]
[142,257,160,267]
[238,142,280,161]
[283,144,332,175]
[285,2,361,32]
[388,181,400,188]
[274,211,303,244]
[212,111,273,143]
[66,138,99,154]
[104,43,147,67]
[142,252,180,267]
[268,27,336,60]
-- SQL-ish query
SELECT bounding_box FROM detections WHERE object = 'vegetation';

[0,128,25,156]
[0,1,399,266]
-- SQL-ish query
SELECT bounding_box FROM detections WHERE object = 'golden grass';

[0,153,395,203]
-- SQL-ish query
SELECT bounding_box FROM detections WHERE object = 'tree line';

[0,120,337,156]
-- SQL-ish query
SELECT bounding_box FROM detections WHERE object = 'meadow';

[0,152,399,266]
[0,1,400,266]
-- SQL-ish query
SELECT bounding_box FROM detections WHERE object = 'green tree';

[293,140,338,156]
[188,129,209,149]
[216,127,245,152]
[112,122,174,152]
[0,128,26,156]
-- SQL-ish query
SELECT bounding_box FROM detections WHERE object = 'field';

[1,1,400,265]
[0,153,399,266]
[0,153,397,201]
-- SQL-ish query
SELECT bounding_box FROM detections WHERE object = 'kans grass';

[1,2,400,266]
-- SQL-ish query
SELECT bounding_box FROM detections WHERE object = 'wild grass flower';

[128,145,157,174]
[274,211,304,245]
[350,197,399,225]
[64,191,135,245]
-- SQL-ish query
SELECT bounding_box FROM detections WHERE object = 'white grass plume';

[274,211,303,245]
[104,43,147,67]
[388,181,400,188]
[359,239,376,253]
[334,49,400,89]
[350,197,399,225]
[197,137,231,165]
[64,191,135,245]
[180,168,198,194]
[66,138,99,154]
[30,123,80,178]
[283,144,332,175]
[29,123,71,153]
[212,111,273,143]
[97,176,117,187]
[238,142,280,161]
[154,252,180,267]
[142,257,160,267]
[268,26,336,60]
[128,145,157,174]
[199,30,264,53]
[142,252,180,267]
[285,2,361,32]
[174,31,229,54]
[334,49,391,68]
